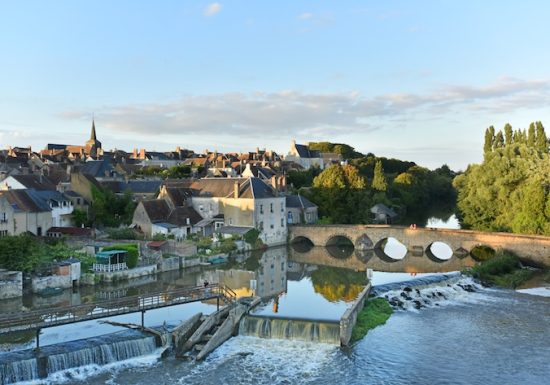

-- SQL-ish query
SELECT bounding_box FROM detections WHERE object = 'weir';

[0,330,159,385]
[239,315,341,345]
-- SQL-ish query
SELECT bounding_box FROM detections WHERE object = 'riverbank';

[350,298,393,342]
[464,251,541,289]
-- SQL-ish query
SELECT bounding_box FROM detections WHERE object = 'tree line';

[455,122,550,235]
[288,144,457,225]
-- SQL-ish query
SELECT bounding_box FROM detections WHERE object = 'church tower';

[85,119,102,157]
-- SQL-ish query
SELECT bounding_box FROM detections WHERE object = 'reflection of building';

[256,248,287,298]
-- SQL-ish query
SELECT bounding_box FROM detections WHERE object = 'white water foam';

[178,336,338,385]
[10,349,163,385]
[378,277,496,312]
[516,287,550,298]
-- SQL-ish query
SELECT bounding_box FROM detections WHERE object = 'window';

[0,230,8,237]
[270,203,273,213]
[287,212,293,224]
[199,205,204,211]
[281,218,284,227]
[260,205,263,214]
[281,202,284,212]
[0,212,7,223]
[76,198,81,205]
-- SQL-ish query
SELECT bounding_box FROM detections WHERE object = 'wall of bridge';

[289,225,550,267]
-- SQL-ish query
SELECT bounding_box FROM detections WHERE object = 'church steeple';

[85,118,102,157]
[90,119,97,141]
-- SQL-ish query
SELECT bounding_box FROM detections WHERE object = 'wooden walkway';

[0,284,236,334]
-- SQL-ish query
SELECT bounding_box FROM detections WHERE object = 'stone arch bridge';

[289,225,550,267]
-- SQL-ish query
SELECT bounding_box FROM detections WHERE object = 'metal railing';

[0,283,235,334]
[92,262,128,272]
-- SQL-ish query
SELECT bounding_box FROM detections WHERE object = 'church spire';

[90,119,97,141]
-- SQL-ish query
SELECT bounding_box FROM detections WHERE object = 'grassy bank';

[351,298,393,342]
[465,251,534,289]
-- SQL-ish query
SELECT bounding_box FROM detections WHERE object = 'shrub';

[467,251,533,288]
[107,228,137,240]
[219,239,237,254]
[244,229,260,245]
[470,245,495,261]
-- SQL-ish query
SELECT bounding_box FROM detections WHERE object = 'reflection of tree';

[310,266,366,302]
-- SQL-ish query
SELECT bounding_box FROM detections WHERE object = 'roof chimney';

[233,181,240,199]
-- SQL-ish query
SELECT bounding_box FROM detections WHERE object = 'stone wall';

[290,225,550,267]
[159,256,181,272]
[340,282,371,346]
[31,274,72,293]
[0,270,23,299]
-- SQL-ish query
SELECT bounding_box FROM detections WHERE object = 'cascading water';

[0,355,38,385]
[372,274,485,311]
[46,333,157,373]
[239,316,340,344]
[0,330,158,385]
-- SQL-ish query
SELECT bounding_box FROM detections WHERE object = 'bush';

[107,228,138,240]
[219,239,237,254]
[470,245,495,261]
[244,229,260,245]
[467,251,533,288]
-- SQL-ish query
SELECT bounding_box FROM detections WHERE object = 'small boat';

[38,287,63,297]
[207,254,228,264]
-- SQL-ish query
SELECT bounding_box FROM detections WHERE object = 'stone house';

[370,203,398,224]
[285,195,318,224]
[0,189,53,236]
[285,140,325,170]
[132,199,203,239]
[189,177,287,246]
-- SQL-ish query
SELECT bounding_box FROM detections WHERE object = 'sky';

[1,0,550,171]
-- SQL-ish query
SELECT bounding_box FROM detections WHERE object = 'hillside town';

[0,120,332,244]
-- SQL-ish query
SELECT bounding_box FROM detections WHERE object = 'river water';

[2,235,549,385]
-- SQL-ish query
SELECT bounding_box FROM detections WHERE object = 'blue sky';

[1,0,549,170]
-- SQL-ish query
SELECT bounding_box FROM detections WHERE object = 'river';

[1,229,549,385]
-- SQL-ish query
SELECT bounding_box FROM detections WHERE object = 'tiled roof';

[1,189,52,213]
[10,174,56,190]
[190,177,277,199]
[286,194,317,209]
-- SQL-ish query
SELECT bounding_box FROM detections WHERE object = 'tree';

[528,123,536,147]
[493,131,504,149]
[504,123,513,146]
[535,121,548,153]
[372,160,387,191]
[484,126,495,154]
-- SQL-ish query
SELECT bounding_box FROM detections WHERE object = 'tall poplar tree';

[528,123,536,147]
[493,131,504,149]
[504,123,513,146]
[372,160,388,192]
[483,126,495,154]
[535,121,548,153]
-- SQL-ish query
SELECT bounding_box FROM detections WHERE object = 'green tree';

[535,121,548,153]
[528,122,536,147]
[504,123,513,146]
[372,160,387,192]
[484,126,495,154]
[493,131,504,149]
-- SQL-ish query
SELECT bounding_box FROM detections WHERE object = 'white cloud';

[59,77,550,164]
[204,3,222,17]
[299,12,313,20]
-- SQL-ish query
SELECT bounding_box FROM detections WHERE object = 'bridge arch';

[374,237,407,261]
[425,241,453,262]
[326,235,355,259]
[290,236,314,253]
